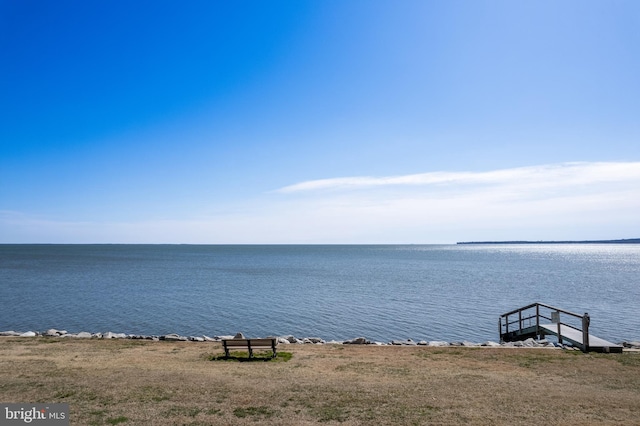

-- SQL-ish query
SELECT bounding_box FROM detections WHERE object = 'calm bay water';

[1,244,638,343]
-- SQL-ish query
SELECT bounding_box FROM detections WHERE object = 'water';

[1,244,638,343]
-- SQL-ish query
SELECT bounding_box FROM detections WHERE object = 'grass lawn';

[1,337,639,425]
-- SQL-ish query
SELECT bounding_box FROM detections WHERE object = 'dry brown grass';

[1,337,639,425]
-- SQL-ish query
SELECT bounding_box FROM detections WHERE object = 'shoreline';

[3,328,639,350]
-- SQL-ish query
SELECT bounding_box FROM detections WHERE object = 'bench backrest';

[222,338,277,348]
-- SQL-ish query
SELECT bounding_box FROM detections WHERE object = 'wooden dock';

[499,302,622,353]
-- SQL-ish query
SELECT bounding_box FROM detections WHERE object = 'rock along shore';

[2,329,638,350]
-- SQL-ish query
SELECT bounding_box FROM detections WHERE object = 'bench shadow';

[208,351,291,362]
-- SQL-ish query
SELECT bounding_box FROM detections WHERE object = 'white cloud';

[275,162,640,194]
[266,161,640,242]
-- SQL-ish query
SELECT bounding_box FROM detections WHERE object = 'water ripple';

[1,244,639,342]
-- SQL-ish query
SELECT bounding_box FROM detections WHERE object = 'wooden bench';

[221,338,278,359]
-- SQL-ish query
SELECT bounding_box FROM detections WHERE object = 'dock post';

[535,304,540,339]
[582,313,590,352]
[505,314,509,335]
[518,310,522,332]
[552,311,562,347]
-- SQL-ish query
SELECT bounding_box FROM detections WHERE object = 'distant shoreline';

[457,238,640,245]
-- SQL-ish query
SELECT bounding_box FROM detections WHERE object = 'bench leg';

[223,343,230,358]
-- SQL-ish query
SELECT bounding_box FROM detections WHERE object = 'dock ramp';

[499,302,622,353]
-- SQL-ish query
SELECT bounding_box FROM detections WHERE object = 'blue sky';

[1,1,639,243]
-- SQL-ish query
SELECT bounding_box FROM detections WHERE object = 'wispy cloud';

[259,161,640,242]
[275,162,640,194]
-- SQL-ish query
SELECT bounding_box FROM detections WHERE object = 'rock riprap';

[2,330,633,349]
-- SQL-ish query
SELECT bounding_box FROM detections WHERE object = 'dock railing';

[499,302,590,351]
